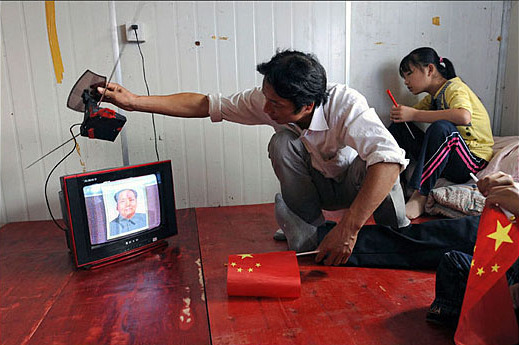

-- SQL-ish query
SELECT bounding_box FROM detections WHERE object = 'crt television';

[59,160,177,269]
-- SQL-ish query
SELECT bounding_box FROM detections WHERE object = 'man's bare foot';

[405,191,427,219]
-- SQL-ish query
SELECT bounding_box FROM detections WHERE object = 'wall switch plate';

[125,23,145,43]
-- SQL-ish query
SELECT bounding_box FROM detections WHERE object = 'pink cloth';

[476,136,519,181]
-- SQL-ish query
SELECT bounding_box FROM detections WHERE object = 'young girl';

[389,47,494,219]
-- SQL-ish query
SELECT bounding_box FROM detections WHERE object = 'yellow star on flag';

[476,267,485,276]
[470,259,474,268]
[237,268,243,273]
[491,263,500,272]
[487,220,513,251]
[248,268,253,272]
[255,263,261,267]
[231,262,237,267]
[239,254,253,259]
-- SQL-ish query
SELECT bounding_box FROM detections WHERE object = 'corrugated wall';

[0,1,348,223]
[349,1,505,127]
[1,1,514,225]
[501,0,519,136]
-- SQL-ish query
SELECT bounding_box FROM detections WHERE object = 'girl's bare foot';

[405,190,427,219]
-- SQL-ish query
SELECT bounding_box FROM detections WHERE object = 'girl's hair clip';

[439,57,444,63]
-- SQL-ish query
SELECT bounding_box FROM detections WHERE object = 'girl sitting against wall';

[389,47,494,219]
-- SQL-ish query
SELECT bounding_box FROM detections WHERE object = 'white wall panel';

[350,1,504,127]
[1,23,29,223]
[234,1,263,206]
[197,2,225,208]
[1,1,511,225]
[501,1,519,136]
[216,2,245,206]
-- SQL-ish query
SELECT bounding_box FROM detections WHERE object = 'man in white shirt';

[98,50,409,266]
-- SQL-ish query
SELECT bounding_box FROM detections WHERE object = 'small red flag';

[227,251,301,298]
[455,207,519,345]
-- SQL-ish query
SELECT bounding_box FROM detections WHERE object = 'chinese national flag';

[227,251,301,298]
[455,207,519,345]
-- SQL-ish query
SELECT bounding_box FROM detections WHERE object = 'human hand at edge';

[97,82,137,112]
[315,209,360,266]
[477,171,519,217]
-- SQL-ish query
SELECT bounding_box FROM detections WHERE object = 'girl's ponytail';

[399,47,457,80]
[438,57,456,80]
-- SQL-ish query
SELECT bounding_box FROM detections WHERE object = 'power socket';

[125,23,145,43]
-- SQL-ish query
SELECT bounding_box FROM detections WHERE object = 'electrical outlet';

[125,23,145,43]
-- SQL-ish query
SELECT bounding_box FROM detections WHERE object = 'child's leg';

[406,120,488,218]
[410,120,488,193]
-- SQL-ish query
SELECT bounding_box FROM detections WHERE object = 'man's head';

[257,50,328,126]
[114,189,138,219]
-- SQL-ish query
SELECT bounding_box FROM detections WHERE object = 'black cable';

[134,28,160,161]
[45,123,82,231]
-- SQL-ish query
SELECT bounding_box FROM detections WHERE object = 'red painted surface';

[196,204,454,345]
[0,209,210,345]
[1,204,450,345]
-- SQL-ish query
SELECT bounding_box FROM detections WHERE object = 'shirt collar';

[307,104,329,131]
[286,104,329,133]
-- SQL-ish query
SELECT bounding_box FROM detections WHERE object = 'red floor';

[0,209,210,345]
[196,204,453,345]
[1,205,453,345]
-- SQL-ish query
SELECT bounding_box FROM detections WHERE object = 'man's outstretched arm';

[98,82,209,118]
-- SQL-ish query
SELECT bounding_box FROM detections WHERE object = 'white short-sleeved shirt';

[207,83,408,179]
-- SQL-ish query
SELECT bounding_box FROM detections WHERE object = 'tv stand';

[84,240,168,270]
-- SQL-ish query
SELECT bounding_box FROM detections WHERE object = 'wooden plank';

[197,204,453,345]
[0,209,210,345]
[0,221,75,345]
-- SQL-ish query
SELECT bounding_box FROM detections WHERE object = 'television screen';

[84,174,160,244]
[60,160,177,269]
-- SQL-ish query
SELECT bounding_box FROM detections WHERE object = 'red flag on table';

[227,251,301,298]
[455,206,519,345]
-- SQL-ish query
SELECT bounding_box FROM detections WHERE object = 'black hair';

[114,189,137,203]
[399,47,456,80]
[256,49,329,113]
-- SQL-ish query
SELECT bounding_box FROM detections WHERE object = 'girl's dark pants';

[388,120,487,195]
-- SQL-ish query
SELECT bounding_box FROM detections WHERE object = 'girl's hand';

[390,105,417,123]
[97,83,137,111]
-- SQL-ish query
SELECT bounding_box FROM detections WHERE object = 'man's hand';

[314,162,401,266]
[390,105,416,123]
[315,209,360,266]
[477,171,519,217]
[97,82,137,111]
